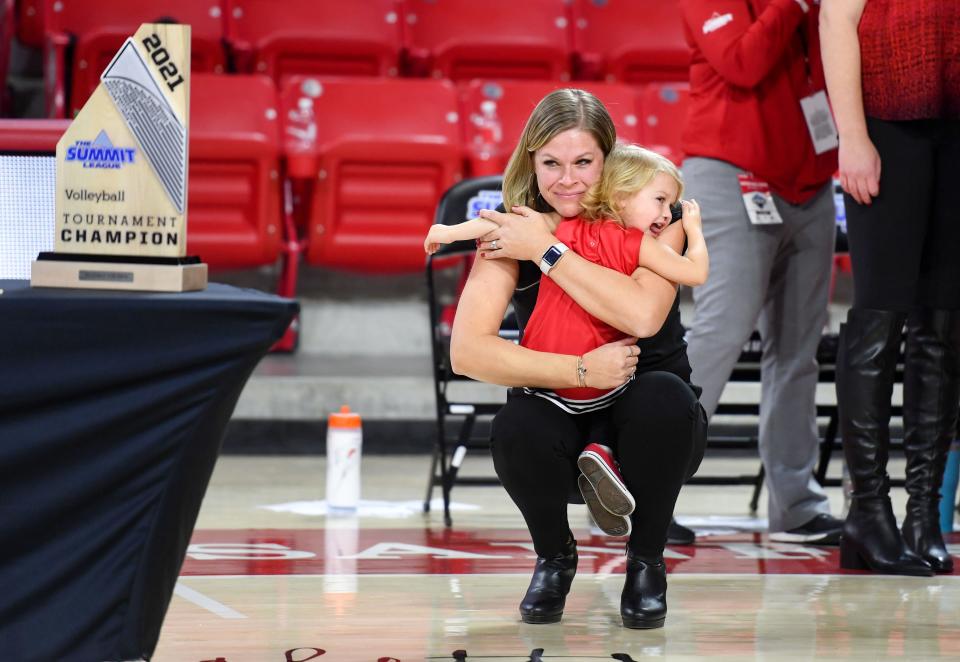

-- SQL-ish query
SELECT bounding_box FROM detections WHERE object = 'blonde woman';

[448,89,707,629]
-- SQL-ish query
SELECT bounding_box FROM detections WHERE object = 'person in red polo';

[679,0,843,544]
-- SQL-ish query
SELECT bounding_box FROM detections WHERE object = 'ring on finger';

[490,240,499,251]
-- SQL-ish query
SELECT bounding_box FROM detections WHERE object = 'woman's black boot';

[620,550,667,629]
[519,537,577,624]
[836,308,933,576]
[900,309,960,573]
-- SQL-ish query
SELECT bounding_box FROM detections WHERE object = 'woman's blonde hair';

[501,88,617,210]
[580,144,684,222]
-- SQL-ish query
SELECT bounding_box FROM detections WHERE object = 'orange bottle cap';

[328,404,361,428]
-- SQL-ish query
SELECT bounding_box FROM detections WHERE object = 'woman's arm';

[637,200,708,286]
[449,253,640,388]
[820,0,878,205]
[477,207,679,338]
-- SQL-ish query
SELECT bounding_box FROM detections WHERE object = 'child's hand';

[680,199,702,232]
[424,224,449,255]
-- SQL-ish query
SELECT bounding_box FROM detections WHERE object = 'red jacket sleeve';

[680,0,807,88]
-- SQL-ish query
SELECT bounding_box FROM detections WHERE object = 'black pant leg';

[490,392,586,557]
[921,120,960,310]
[610,372,707,557]
[846,118,936,311]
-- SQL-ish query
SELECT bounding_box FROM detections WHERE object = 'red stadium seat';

[224,0,403,82]
[638,82,689,166]
[281,77,463,272]
[572,0,690,83]
[15,0,44,47]
[188,73,284,274]
[459,80,642,176]
[43,0,227,118]
[402,0,573,82]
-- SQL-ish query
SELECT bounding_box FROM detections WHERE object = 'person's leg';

[612,372,705,556]
[491,393,584,555]
[758,183,838,536]
[610,371,706,628]
[901,119,960,572]
[681,157,780,418]
[838,117,935,575]
[901,308,960,572]
[490,392,586,622]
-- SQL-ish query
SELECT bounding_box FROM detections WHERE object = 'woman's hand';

[581,336,640,389]
[839,133,881,205]
[476,206,556,262]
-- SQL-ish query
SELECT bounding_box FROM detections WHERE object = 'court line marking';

[180,572,960,581]
[174,582,247,619]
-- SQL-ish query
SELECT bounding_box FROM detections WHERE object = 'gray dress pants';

[682,157,836,532]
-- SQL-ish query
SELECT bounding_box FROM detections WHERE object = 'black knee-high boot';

[901,309,960,573]
[837,308,933,576]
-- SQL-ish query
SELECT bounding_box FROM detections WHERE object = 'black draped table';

[0,280,298,661]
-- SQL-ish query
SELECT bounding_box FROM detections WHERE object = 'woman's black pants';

[846,118,960,312]
[490,371,707,558]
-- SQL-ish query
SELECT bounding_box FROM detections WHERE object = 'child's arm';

[636,200,709,286]
[424,217,499,254]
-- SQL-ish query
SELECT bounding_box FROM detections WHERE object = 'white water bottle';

[326,405,362,513]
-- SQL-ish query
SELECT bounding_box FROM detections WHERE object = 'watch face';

[543,246,563,266]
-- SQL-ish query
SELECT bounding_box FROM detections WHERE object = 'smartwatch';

[539,242,569,275]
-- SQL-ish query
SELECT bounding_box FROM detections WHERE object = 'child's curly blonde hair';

[580,144,684,223]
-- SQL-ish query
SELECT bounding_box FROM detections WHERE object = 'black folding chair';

[424,176,511,527]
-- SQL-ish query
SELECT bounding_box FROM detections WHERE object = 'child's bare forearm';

[446,218,499,242]
[682,228,709,286]
[425,217,501,254]
[638,231,709,287]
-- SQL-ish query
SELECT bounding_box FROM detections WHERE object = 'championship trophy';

[31,23,207,291]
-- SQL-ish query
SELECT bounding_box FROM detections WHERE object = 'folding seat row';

[279,77,690,274]
[281,77,464,273]
[33,0,689,119]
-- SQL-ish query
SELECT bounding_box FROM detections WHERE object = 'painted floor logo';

[65,130,136,169]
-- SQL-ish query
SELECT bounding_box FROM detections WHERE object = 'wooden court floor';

[154,455,960,661]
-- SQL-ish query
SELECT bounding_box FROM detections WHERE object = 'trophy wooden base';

[31,253,207,292]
